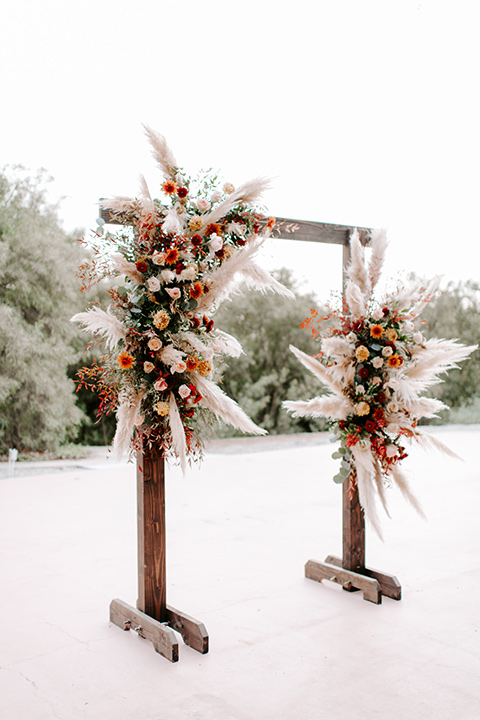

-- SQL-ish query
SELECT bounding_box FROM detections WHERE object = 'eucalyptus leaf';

[331,451,342,459]
[333,473,345,484]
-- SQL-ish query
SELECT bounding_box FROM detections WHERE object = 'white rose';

[386,444,398,458]
[147,276,161,292]
[209,234,223,252]
[346,332,356,343]
[211,190,222,202]
[372,308,383,320]
[151,252,166,265]
[387,401,399,413]
[413,332,424,344]
[178,384,191,399]
[404,321,415,332]
[371,377,382,386]
[382,346,393,358]
[196,198,211,212]
[387,378,399,390]
[372,356,384,368]
[356,385,365,395]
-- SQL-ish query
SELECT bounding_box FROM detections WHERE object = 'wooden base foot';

[165,605,209,654]
[305,559,382,603]
[110,599,209,661]
[325,555,401,600]
[305,556,401,604]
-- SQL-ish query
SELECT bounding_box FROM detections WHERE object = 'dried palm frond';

[193,373,266,435]
[71,306,126,349]
[168,393,187,474]
[143,124,177,177]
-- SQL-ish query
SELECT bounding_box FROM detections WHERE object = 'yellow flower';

[197,360,212,377]
[117,352,134,370]
[152,310,170,330]
[385,328,397,342]
[355,401,370,417]
[155,401,170,416]
[189,215,203,231]
[355,345,370,362]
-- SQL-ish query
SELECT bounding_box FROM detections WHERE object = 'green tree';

[214,269,328,435]
[0,166,86,453]
[421,279,480,420]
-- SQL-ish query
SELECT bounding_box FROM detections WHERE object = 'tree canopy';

[213,269,328,435]
[0,167,85,453]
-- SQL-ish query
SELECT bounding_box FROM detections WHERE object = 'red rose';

[365,421,375,432]
[359,367,369,379]
[176,187,188,198]
[136,260,148,273]
[191,234,202,247]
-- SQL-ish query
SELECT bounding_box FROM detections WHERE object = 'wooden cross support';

[109,445,208,661]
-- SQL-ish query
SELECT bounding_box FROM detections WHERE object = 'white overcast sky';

[2,0,479,301]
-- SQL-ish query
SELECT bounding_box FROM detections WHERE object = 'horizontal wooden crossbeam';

[98,205,370,246]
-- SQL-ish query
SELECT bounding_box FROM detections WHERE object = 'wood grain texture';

[305,560,382,604]
[342,478,366,574]
[110,599,179,662]
[324,556,401,600]
[98,205,372,247]
[136,445,167,622]
[166,605,209,654]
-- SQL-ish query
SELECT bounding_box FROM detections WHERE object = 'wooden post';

[110,444,209,660]
[136,445,167,622]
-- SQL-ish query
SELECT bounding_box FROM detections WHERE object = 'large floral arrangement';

[283,229,476,536]
[72,127,292,469]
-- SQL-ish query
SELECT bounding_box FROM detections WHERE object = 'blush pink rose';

[166,287,181,300]
[171,360,187,374]
[196,198,211,212]
[178,384,191,399]
[148,337,162,352]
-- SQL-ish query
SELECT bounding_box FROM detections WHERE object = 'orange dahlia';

[164,247,179,265]
[186,356,198,371]
[189,282,204,299]
[162,179,177,195]
[117,352,134,370]
[370,324,383,338]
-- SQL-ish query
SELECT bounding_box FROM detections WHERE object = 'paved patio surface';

[1,428,479,719]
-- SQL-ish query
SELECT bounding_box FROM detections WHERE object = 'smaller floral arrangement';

[283,229,476,536]
[72,126,292,469]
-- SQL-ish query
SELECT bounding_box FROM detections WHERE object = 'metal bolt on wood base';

[109,444,208,662]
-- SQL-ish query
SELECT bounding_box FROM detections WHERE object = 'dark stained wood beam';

[98,204,371,246]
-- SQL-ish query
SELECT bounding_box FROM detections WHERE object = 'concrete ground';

[1,427,479,720]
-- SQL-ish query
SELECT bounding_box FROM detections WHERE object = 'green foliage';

[214,269,328,435]
[0,167,86,453]
[421,279,480,421]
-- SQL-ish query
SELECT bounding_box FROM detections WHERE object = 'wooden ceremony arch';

[100,208,400,661]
